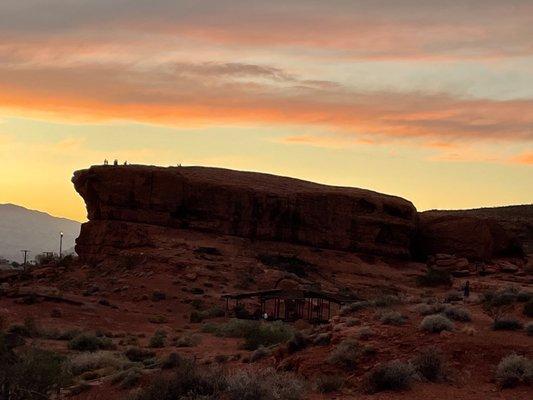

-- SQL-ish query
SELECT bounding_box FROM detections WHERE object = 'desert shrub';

[226,368,304,400]
[69,333,114,352]
[444,290,463,302]
[356,327,374,340]
[420,315,454,333]
[482,288,518,322]
[190,307,225,323]
[161,352,183,369]
[373,295,401,308]
[287,332,308,354]
[493,317,523,331]
[250,346,270,363]
[2,347,72,400]
[416,268,452,287]
[411,347,444,382]
[363,360,414,393]
[312,332,331,345]
[128,360,227,400]
[244,321,294,350]
[175,334,201,347]
[414,303,445,316]
[149,330,167,348]
[379,311,406,326]
[442,306,472,322]
[328,339,359,370]
[111,368,142,388]
[125,347,155,362]
[207,319,294,350]
[523,299,533,317]
[340,301,371,315]
[495,354,533,388]
[315,374,344,393]
[68,351,129,376]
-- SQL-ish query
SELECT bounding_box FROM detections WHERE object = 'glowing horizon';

[1,1,531,221]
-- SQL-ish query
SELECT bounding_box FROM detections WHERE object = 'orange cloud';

[1,63,532,149]
[509,152,533,165]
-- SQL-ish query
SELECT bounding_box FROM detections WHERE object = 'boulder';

[73,165,418,262]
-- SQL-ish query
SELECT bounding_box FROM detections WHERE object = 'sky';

[0,0,531,222]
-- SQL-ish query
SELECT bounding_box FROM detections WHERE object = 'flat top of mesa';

[73,164,414,205]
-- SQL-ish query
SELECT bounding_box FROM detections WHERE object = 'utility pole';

[59,232,64,259]
[20,249,30,268]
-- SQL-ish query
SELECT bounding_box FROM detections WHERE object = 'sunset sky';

[1,0,532,221]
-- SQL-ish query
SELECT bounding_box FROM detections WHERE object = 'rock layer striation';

[73,165,418,262]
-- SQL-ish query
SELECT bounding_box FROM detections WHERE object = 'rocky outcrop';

[416,213,523,261]
[73,165,418,262]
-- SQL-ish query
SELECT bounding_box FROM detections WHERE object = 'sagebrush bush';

[493,318,523,331]
[495,354,533,388]
[175,334,201,347]
[444,290,463,302]
[206,319,294,350]
[149,330,167,348]
[315,374,344,393]
[363,360,414,393]
[227,368,305,400]
[111,368,142,388]
[379,311,406,326]
[68,333,114,352]
[328,339,359,370]
[517,291,532,302]
[68,351,129,376]
[420,315,454,333]
[356,327,374,340]
[249,346,269,363]
[443,306,472,322]
[2,347,72,399]
[190,307,225,323]
[124,347,155,362]
[411,347,445,382]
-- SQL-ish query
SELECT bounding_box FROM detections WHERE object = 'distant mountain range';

[0,204,81,263]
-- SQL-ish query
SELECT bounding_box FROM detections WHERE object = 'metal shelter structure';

[221,289,351,323]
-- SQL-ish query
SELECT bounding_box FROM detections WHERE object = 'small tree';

[482,291,516,322]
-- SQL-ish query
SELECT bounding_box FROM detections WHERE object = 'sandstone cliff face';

[416,212,523,260]
[73,165,418,262]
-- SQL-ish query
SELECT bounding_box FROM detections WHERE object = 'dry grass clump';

[68,333,114,352]
[174,334,201,347]
[442,306,472,322]
[149,330,167,348]
[129,361,305,400]
[411,347,445,382]
[495,354,533,388]
[227,368,305,400]
[362,360,414,393]
[315,374,344,393]
[379,311,407,326]
[327,339,359,370]
[356,327,375,340]
[68,351,130,376]
[203,319,294,350]
[340,301,371,315]
[526,322,533,336]
[420,315,454,333]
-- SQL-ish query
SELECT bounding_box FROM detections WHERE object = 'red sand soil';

[1,229,531,399]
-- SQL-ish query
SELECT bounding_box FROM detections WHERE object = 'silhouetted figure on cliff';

[103,159,108,165]
[113,159,118,166]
